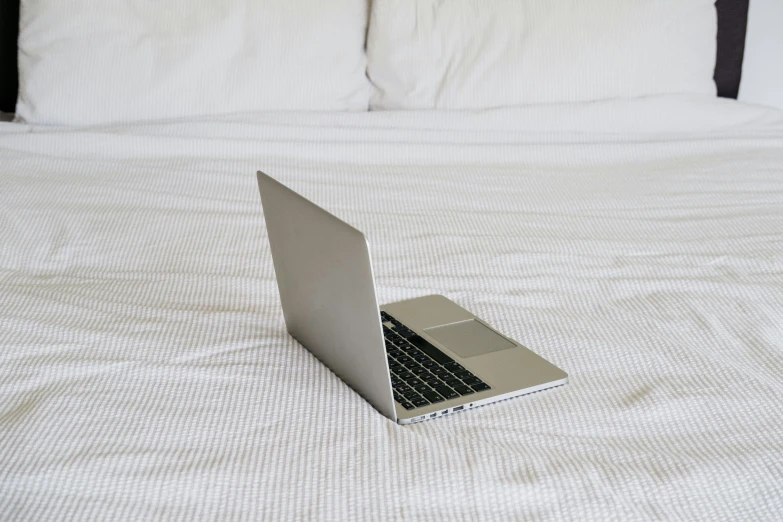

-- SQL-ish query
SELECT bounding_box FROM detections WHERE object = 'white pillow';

[17,0,371,125]
[367,0,717,110]
[739,0,783,110]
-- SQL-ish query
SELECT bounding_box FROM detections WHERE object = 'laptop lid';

[255,172,396,421]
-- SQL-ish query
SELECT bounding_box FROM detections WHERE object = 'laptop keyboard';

[381,311,491,410]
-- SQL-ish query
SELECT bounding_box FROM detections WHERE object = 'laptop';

[256,171,568,424]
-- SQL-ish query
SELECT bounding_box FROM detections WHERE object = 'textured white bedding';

[1,96,783,520]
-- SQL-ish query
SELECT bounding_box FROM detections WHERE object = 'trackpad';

[424,320,515,359]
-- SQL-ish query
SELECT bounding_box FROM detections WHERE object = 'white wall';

[739,0,783,109]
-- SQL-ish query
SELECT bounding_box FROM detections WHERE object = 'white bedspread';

[2,95,783,520]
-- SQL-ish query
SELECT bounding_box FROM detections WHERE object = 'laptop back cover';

[256,172,396,421]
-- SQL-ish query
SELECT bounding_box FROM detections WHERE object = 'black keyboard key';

[443,377,464,388]
[471,382,491,392]
[402,381,419,392]
[444,361,466,373]
[397,355,413,365]
[432,367,450,377]
[412,354,429,363]
[409,366,428,376]
[453,385,474,396]
[409,335,452,364]
[400,401,415,410]
[396,370,412,380]
[406,347,427,358]
[395,329,416,339]
[405,376,423,387]
[423,392,445,404]
[403,390,421,401]
[413,384,431,394]
[434,386,459,400]
[421,373,441,384]
[411,397,430,408]
[420,359,436,369]
[397,381,412,391]
[443,390,460,400]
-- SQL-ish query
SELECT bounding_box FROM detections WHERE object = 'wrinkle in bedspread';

[1,101,783,520]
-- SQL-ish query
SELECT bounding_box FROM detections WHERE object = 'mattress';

[1,95,782,520]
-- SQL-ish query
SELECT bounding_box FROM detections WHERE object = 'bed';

[2,1,783,521]
[2,95,782,520]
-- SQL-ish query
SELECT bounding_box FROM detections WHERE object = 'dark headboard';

[714,0,749,99]
[0,0,750,114]
[0,0,19,113]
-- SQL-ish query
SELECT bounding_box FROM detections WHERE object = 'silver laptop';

[256,171,568,424]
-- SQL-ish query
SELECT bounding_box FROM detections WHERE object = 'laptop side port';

[453,405,464,412]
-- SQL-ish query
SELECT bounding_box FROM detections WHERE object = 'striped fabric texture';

[1,96,783,520]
